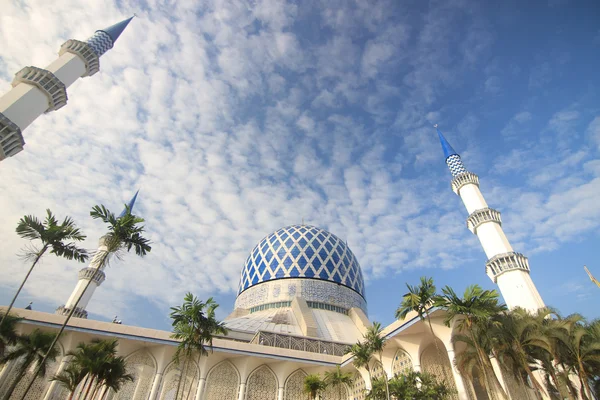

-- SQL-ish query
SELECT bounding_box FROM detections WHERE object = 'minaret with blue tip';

[56,191,139,319]
[435,125,545,312]
[0,17,134,162]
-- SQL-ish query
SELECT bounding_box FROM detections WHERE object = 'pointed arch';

[351,372,366,400]
[246,365,278,400]
[158,357,200,400]
[205,360,240,400]
[420,339,458,399]
[113,349,157,400]
[284,369,307,400]
[391,348,413,377]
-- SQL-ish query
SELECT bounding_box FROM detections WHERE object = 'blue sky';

[0,0,599,331]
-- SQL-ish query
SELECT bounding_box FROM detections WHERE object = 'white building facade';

[1,223,538,400]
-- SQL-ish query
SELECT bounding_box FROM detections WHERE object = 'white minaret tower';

[0,17,133,162]
[56,191,138,319]
[436,126,545,312]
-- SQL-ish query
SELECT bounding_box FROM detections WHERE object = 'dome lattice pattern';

[238,225,365,297]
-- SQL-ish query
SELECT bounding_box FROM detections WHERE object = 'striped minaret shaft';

[436,126,545,312]
[0,17,133,162]
[56,191,138,319]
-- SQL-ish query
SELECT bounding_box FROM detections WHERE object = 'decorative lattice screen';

[246,366,277,400]
[205,362,240,400]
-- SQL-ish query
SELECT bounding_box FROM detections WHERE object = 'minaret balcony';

[451,172,479,194]
[466,207,502,234]
[485,252,530,282]
[12,66,68,112]
[0,112,24,160]
[60,39,100,77]
[55,305,88,319]
[78,267,106,285]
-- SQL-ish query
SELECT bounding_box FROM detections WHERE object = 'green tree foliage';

[304,374,327,400]
[0,329,59,400]
[324,366,354,400]
[0,312,21,359]
[0,210,88,329]
[170,293,228,400]
[20,204,150,398]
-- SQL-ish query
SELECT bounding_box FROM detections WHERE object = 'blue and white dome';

[238,225,366,298]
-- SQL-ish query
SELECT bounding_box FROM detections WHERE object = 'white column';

[148,372,163,400]
[277,386,284,400]
[490,357,508,395]
[195,377,206,400]
[446,349,469,400]
[238,382,246,400]
[42,356,71,400]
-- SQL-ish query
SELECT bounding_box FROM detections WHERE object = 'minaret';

[436,126,545,312]
[56,191,138,319]
[0,17,133,162]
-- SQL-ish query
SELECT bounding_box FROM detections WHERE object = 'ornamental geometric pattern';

[0,111,24,160]
[86,31,114,57]
[205,362,240,400]
[246,366,277,400]
[8,346,64,400]
[284,369,306,400]
[392,349,413,377]
[351,373,366,400]
[420,341,458,400]
[239,225,365,298]
[322,381,348,400]
[445,155,467,177]
[159,359,199,400]
[114,351,156,400]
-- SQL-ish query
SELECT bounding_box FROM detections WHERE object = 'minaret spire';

[57,190,140,319]
[435,125,467,177]
[118,189,139,217]
[436,127,545,312]
[0,17,134,162]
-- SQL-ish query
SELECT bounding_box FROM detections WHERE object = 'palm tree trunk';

[77,374,90,400]
[2,359,30,400]
[19,253,107,400]
[82,376,96,400]
[522,361,545,400]
[90,380,103,400]
[0,246,47,327]
[578,364,593,400]
[68,389,75,400]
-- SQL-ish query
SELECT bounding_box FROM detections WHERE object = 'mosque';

[0,17,546,400]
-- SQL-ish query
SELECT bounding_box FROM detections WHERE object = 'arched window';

[158,358,199,400]
[420,340,458,399]
[246,366,277,400]
[284,369,306,400]
[391,348,413,377]
[205,361,240,400]
[113,350,157,400]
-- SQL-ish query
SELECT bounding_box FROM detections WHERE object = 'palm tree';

[0,329,59,400]
[324,366,354,400]
[347,342,374,389]
[434,285,508,400]
[553,315,600,400]
[491,308,554,400]
[0,312,21,359]
[19,203,151,399]
[364,322,389,400]
[365,376,386,400]
[389,370,453,400]
[0,210,88,328]
[95,355,134,399]
[304,374,326,400]
[170,293,228,400]
[51,363,86,400]
[395,277,452,385]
